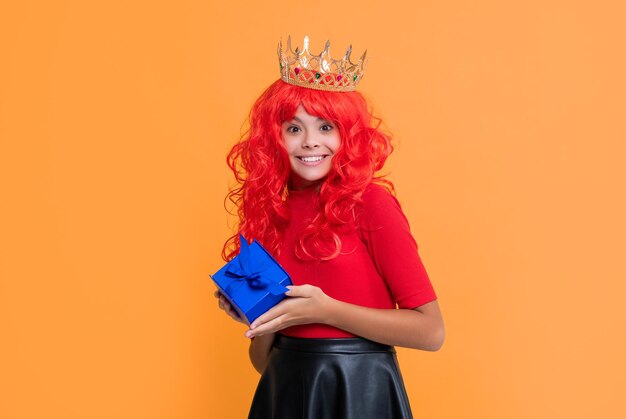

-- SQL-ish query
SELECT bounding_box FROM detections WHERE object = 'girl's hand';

[213,290,247,325]
[245,284,332,338]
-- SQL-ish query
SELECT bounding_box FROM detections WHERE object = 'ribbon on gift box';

[224,234,289,296]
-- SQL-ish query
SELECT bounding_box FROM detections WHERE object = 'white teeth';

[300,156,324,162]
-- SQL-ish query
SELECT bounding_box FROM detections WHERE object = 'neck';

[288,178,323,192]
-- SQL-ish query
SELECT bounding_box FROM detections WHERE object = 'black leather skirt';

[248,334,414,419]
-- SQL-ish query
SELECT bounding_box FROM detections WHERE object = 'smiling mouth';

[296,155,329,162]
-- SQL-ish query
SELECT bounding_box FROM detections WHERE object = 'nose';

[301,131,321,149]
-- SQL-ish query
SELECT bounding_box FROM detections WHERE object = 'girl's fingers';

[222,299,231,310]
[229,310,242,321]
[214,291,243,323]
[218,297,238,318]
[249,303,287,329]
[219,297,229,311]
[227,308,242,322]
[250,314,288,336]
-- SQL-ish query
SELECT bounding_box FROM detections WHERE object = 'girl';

[214,35,445,419]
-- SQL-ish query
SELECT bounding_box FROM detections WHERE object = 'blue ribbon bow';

[224,234,289,296]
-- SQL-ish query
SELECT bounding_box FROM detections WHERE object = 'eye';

[286,125,301,133]
[320,123,334,132]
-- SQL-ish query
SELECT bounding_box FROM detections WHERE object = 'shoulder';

[363,182,392,198]
[355,182,413,245]
[359,182,402,212]
[355,182,406,229]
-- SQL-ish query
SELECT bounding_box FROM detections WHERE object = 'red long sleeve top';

[276,182,438,338]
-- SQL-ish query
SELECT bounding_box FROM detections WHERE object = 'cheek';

[281,132,298,146]
[330,134,342,152]
[280,137,294,154]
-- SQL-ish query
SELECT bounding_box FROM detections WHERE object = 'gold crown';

[277,35,368,92]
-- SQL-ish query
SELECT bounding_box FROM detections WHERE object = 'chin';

[294,170,330,181]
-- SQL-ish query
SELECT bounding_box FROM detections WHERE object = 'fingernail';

[245,331,253,338]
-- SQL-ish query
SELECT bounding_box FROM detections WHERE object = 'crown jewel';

[277,35,368,92]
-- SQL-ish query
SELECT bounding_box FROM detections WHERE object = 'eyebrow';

[290,116,327,123]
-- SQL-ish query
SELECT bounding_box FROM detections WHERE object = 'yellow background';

[1,1,625,418]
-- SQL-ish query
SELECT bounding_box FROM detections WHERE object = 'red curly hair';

[221,79,396,262]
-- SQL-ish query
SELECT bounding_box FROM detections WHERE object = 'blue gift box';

[210,234,292,325]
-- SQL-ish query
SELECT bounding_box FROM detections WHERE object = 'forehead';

[284,104,326,122]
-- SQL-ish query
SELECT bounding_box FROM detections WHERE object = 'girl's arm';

[248,332,276,374]
[323,297,444,351]
[245,285,445,351]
